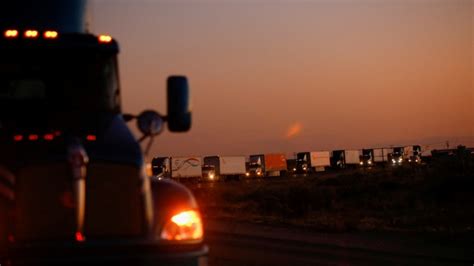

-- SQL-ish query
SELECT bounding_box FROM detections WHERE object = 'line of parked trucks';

[151,145,472,181]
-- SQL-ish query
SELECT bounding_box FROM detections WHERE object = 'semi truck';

[151,156,203,180]
[404,145,422,164]
[0,1,207,265]
[248,153,287,177]
[344,150,361,166]
[151,156,171,178]
[359,149,374,166]
[330,150,360,168]
[391,147,404,165]
[203,156,246,181]
[296,151,331,173]
[330,150,346,169]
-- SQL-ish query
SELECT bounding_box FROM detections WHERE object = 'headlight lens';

[245,172,250,177]
[161,210,203,241]
[359,161,363,165]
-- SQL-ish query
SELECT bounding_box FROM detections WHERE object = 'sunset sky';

[91,0,473,157]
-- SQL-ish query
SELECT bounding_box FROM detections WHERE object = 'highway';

[204,220,473,266]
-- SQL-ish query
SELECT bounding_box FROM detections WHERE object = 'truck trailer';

[203,156,246,181]
[248,153,287,177]
[296,151,331,173]
[373,148,392,164]
[344,150,361,166]
[171,157,203,179]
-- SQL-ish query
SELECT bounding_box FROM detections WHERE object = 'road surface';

[204,219,473,266]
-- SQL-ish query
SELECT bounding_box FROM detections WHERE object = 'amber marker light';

[4,29,18,38]
[98,34,112,43]
[24,30,39,38]
[161,210,203,241]
[44,30,58,39]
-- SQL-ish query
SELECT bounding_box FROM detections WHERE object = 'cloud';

[286,122,303,139]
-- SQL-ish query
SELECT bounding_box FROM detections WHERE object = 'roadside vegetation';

[191,148,474,233]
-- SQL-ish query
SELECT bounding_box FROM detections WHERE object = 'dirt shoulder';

[190,155,474,234]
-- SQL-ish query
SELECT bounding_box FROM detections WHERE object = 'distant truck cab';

[360,149,374,167]
[391,147,404,165]
[296,151,330,173]
[0,1,207,265]
[248,154,287,177]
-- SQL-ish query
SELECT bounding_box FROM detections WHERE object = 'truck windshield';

[0,50,120,114]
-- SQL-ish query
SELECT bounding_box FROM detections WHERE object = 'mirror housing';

[167,76,191,132]
[136,110,164,136]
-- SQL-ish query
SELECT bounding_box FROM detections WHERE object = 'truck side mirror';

[167,76,191,132]
[137,110,164,136]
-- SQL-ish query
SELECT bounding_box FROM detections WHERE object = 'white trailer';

[420,145,433,158]
[403,146,413,160]
[383,148,393,161]
[373,149,384,163]
[373,148,392,163]
[171,157,202,179]
[219,156,246,177]
[310,151,330,172]
[344,150,360,165]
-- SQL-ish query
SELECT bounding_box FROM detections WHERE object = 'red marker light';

[98,34,112,43]
[28,134,39,141]
[86,135,97,141]
[4,29,18,38]
[44,30,58,39]
[75,232,85,242]
[44,134,54,141]
[13,135,23,142]
[24,30,39,38]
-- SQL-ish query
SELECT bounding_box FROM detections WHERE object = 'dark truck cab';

[0,5,207,265]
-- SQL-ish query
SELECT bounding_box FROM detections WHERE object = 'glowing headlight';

[359,161,363,165]
[257,171,262,176]
[161,210,203,241]
[368,160,372,165]
[245,172,250,177]
[209,173,215,179]
[303,167,307,171]
[293,168,296,171]
[398,158,403,163]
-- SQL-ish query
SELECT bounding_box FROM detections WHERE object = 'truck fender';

[149,178,200,237]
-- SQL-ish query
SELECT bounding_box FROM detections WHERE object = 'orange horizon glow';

[92,1,474,156]
[286,122,303,139]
